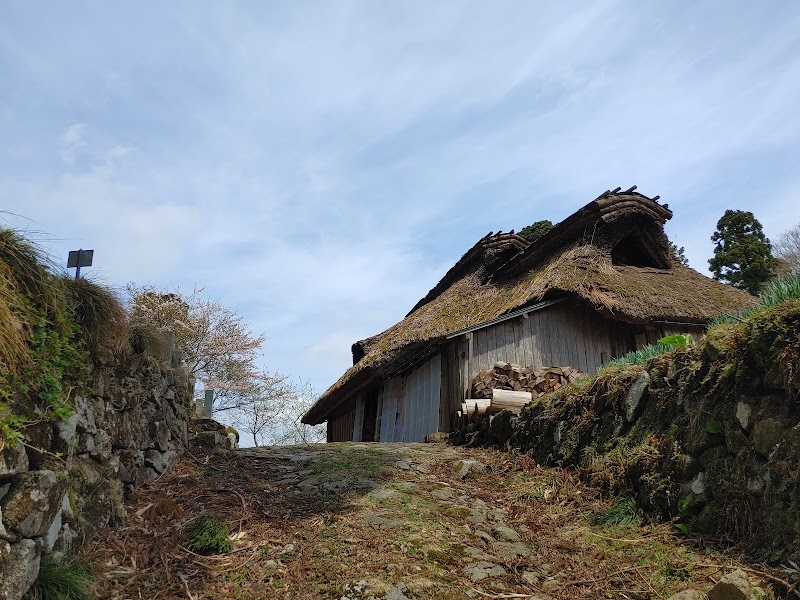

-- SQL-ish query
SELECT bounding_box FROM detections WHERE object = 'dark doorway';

[361,387,379,442]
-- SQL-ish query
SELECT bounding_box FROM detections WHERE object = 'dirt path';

[81,443,770,599]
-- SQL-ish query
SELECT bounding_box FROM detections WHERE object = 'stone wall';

[462,301,800,561]
[0,352,193,600]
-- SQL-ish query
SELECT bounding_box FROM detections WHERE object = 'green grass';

[712,272,800,326]
[591,497,641,526]
[309,447,388,482]
[24,558,93,600]
[599,343,673,370]
[183,514,232,555]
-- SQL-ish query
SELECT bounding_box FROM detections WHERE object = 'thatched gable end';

[495,188,673,280]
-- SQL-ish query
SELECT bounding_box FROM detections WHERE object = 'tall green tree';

[708,210,777,294]
[518,220,554,243]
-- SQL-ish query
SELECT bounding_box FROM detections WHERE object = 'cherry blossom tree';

[227,375,325,446]
[127,285,266,408]
[774,222,800,274]
[126,285,325,445]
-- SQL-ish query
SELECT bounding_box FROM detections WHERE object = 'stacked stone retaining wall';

[461,301,800,561]
[0,353,193,600]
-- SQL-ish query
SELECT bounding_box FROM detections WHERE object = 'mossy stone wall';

[464,301,800,562]
[0,354,193,600]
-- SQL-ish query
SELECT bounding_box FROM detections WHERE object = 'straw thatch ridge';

[405,231,530,317]
[495,189,672,280]
[303,190,755,425]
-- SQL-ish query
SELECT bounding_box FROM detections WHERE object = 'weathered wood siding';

[327,409,355,442]
[404,353,441,442]
[439,342,463,431]
[375,354,441,442]
[351,392,364,441]
[379,379,398,442]
[327,304,708,442]
[468,301,635,377]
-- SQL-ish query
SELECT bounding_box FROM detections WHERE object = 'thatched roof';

[303,189,755,425]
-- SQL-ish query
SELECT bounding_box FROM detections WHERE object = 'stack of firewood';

[458,362,589,421]
[472,362,587,399]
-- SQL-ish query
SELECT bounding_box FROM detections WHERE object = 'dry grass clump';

[126,322,167,357]
[0,228,60,377]
[0,260,34,375]
[0,227,54,298]
[61,276,128,355]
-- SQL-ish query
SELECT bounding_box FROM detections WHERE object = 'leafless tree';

[774,222,800,274]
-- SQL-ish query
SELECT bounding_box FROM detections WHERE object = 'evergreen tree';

[669,241,689,266]
[708,210,777,294]
[518,220,554,243]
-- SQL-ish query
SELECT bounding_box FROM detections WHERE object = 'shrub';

[24,558,93,600]
[183,514,231,555]
[600,343,673,371]
[61,276,127,354]
[591,497,642,526]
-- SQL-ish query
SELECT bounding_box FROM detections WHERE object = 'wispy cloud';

[59,123,87,165]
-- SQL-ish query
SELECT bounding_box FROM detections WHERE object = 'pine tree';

[518,220,554,243]
[669,241,689,266]
[708,210,777,294]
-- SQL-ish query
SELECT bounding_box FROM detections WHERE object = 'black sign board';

[67,249,94,278]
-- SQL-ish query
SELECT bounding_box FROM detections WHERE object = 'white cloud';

[59,123,87,165]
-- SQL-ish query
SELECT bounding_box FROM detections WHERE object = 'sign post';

[67,249,94,279]
[203,389,214,418]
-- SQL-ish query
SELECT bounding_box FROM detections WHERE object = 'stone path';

[236,442,539,597]
[83,441,771,600]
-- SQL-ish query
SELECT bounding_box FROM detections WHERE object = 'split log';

[488,389,532,414]
[461,400,491,416]
[470,362,588,401]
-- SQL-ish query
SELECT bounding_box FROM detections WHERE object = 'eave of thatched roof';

[302,190,755,425]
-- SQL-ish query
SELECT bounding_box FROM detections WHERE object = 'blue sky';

[2,1,799,397]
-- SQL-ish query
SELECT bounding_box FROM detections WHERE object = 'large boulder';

[707,569,769,600]
[0,470,66,539]
[0,444,28,479]
[0,539,39,600]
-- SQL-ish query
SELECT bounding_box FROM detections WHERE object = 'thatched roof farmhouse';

[303,188,755,442]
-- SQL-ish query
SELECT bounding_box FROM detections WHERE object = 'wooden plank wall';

[328,409,355,442]
[404,354,441,442]
[439,343,463,432]
[351,392,364,442]
[378,378,402,442]
[371,355,443,442]
[467,301,638,379]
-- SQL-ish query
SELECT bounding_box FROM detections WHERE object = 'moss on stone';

[492,299,800,560]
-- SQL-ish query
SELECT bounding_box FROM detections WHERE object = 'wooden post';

[465,332,473,400]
